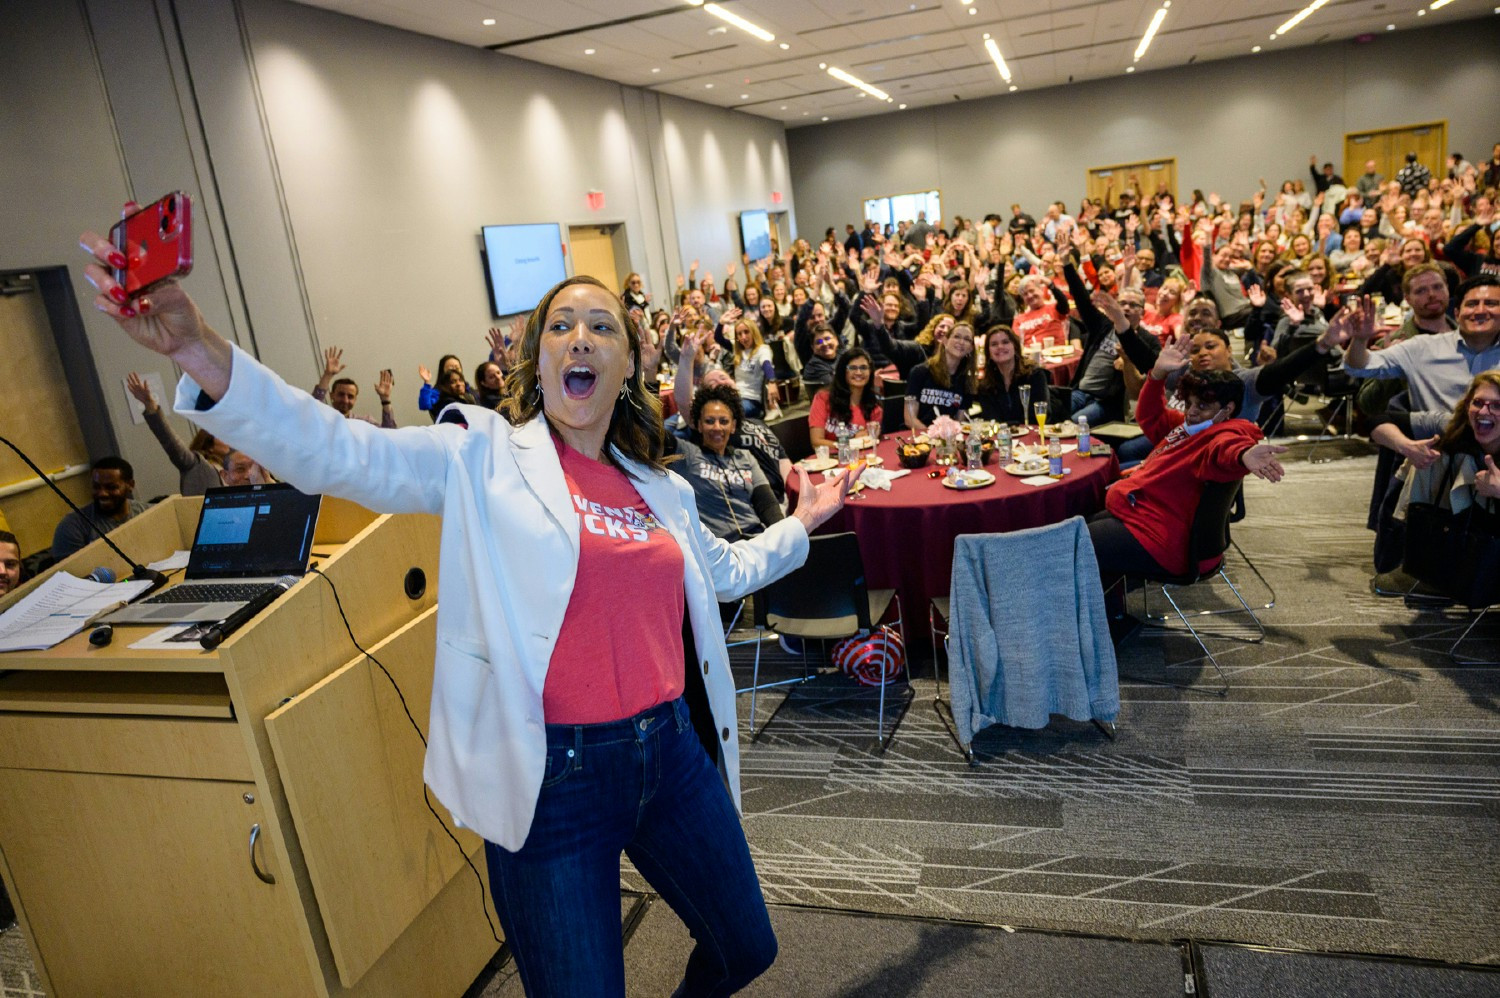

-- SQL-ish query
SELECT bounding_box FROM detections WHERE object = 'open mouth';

[1476,416,1496,435]
[562,364,598,400]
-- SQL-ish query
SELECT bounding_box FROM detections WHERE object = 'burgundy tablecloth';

[659,385,677,417]
[1043,352,1081,386]
[786,435,1118,657]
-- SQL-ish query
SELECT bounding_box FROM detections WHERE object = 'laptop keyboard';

[143,582,275,605]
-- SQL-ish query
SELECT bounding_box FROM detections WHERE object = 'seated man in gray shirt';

[51,456,149,563]
[1343,274,1500,466]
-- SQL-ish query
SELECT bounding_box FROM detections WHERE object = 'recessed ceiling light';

[822,116,829,121]
[1009,84,1018,91]
[781,105,788,110]
[652,67,661,73]
[1125,66,1135,73]
[1386,23,1395,29]
[802,111,809,116]
[779,42,790,50]
[1416,7,1425,12]
[818,62,827,70]
[482,18,495,26]
[741,93,749,99]
[584,48,595,54]
[899,103,907,109]
[1252,45,1261,52]
[968,7,976,13]
[705,83,713,88]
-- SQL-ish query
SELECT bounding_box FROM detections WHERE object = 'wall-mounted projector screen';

[739,210,772,261]
[481,223,567,316]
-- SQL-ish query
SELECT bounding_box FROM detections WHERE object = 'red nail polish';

[120,305,136,318]
[109,286,128,304]
[109,252,128,269]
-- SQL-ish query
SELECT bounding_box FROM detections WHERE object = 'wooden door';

[0,281,93,554]
[0,769,317,997]
[567,225,621,292]
[1344,121,1446,186]
[1086,158,1176,206]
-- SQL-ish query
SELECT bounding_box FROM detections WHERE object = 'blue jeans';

[741,398,765,419]
[1115,433,1155,468]
[1069,390,1112,427]
[484,697,775,997]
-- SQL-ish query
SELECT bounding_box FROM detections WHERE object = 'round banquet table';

[659,382,677,417]
[785,433,1118,657]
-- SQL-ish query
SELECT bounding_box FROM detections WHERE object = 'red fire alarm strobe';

[586,190,606,211]
[771,191,783,204]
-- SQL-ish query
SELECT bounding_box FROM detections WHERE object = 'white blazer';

[175,346,809,850]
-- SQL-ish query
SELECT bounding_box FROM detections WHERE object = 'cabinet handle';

[248,823,276,885]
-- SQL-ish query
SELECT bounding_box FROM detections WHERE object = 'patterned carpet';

[625,451,1500,967]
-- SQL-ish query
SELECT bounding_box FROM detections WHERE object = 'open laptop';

[103,483,322,625]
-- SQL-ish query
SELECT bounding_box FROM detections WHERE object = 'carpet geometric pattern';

[624,453,1500,966]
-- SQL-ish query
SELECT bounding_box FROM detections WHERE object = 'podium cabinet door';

[0,768,318,998]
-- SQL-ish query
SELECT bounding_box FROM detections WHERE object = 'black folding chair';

[1123,480,1267,696]
[744,533,907,749]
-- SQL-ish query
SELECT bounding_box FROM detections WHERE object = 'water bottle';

[1076,414,1091,457]
[836,424,852,466]
[966,431,981,471]
[1048,433,1064,479]
[997,423,1012,468]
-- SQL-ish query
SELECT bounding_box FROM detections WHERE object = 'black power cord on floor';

[309,566,502,946]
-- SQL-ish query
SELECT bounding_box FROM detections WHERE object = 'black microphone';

[198,576,298,650]
[0,435,167,594]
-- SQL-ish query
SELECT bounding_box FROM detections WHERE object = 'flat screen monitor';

[481,223,567,316]
[739,209,772,260]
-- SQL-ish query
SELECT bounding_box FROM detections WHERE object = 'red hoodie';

[1104,377,1262,576]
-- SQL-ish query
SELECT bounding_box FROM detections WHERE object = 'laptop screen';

[186,483,322,579]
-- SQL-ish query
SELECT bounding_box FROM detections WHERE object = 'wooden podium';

[0,497,501,997]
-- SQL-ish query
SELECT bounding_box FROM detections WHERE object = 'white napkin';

[851,466,910,491]
[1020,468,1073,487]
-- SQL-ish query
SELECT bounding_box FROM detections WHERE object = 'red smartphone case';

[111,192,193,298]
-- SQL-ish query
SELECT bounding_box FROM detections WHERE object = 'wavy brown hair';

[500,276,666,476]
[1438,370,1500,454]
[976,325,1035,395]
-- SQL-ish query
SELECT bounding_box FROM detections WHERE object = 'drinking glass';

[1018,384,1032,426]
[1034,401,1049,440]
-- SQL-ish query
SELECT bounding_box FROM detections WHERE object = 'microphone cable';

[308,566,502,946]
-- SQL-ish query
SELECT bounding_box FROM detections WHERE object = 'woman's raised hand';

[80,224,208,360]
[125,372,157,411]
[1153,332,1190,378]
[81,212,230,398]
[791,462,859,534]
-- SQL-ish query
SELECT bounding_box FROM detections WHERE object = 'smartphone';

[110,191,193,299]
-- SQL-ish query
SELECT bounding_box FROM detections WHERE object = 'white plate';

[940,470,996,490]
[1043,346,1076,358]
[1003,462,1052,477]
[1042,422,1079,439]
[848,436,878,450]
[799,457,838,472]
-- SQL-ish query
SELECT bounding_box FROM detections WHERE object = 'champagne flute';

[1034,401,1049,441]
[1018,384,1032,428]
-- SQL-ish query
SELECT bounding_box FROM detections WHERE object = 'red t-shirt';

[1013,305,1067,348]
[543,437,686,724]
[809,390,883,436]
[1140,310,1181,345]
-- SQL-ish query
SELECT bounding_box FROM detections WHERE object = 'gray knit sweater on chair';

[947,518,1120,744]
